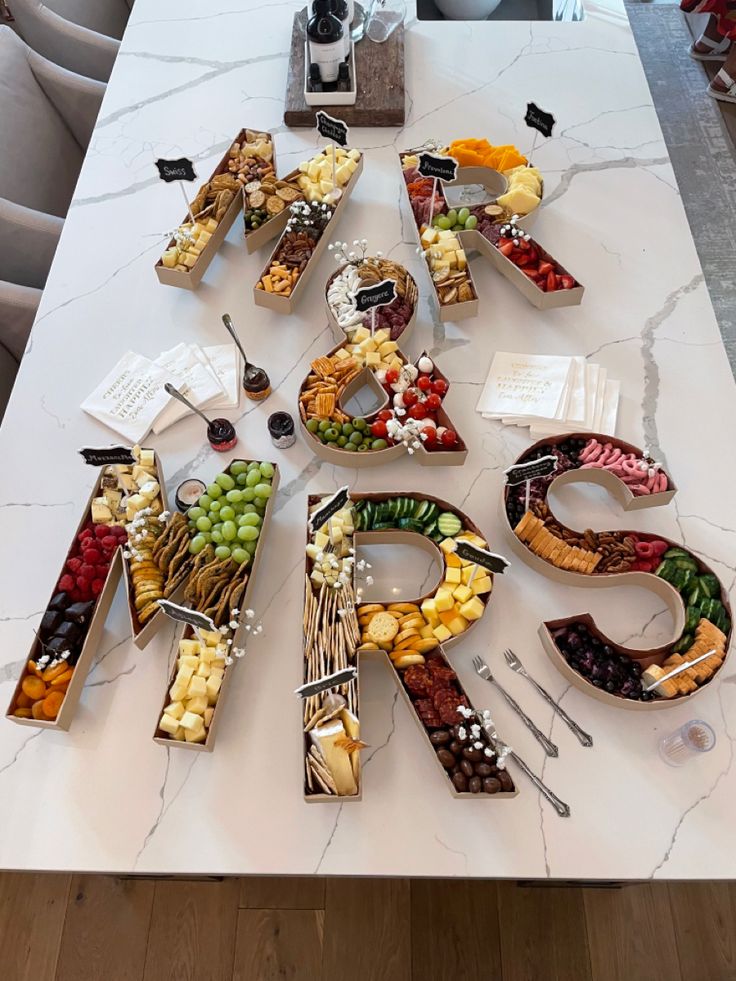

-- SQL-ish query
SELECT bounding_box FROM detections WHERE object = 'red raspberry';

[70,588,83,602]
[91,579,105,596]
[76,576,89,592]
[58,574,75,592]
[113,525,127,538]
[66,557,83,574]
[83,548,101,564]
[101,536,117,550]
[95,564,109,579]
[80,563,96,580]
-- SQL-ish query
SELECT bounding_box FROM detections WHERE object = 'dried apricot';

[13,708,32,719]
[31,701,47,720]
[15,692,33,708]
[22,676,46,701]
[49,669,73,688]
[41,691,64,720]
[43,662,69,683]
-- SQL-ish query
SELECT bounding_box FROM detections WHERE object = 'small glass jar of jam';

[268,411,296,449]
[175,478,206,512]
[207,418,238,452]
[243,363,272,402]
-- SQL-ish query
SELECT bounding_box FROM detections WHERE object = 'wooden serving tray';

[284,10,405,127]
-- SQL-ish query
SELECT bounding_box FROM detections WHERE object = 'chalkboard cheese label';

[295,666,358,698]
[504,454,558,486]
[79,445,136,466]
[452,540,510,574]
[417,151,459,183]
[155,157,197,182]
[354,278,397,313]
[316,110,349,147]
[157,599,216,632]
[525,102,556,139]
[309,486,351,531]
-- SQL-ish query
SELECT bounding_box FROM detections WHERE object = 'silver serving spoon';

[221,313,249,369]
[164,382,213,425]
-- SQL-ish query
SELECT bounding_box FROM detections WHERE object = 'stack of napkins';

[82,343,241,443]
[476,352,619,436]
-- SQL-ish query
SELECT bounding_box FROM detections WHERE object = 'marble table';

[1,0,735,880]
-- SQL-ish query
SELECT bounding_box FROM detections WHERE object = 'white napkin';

[477,352,573,420]
[202,344,241,409]
[152,343,226,433]
[81,351,177,444]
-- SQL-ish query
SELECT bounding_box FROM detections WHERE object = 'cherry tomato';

[371,420,388,438]
[422,427,437,446]
[416,375,432,392]
[431,379,448,397]
[402,388,419,407]
[441,428,458,447]
[408,403,427,420]
[425,393,442,412]
[385,369,399,385]
[377,409,393,422]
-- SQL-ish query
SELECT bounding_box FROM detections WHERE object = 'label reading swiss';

[504,455,558,486]
[157,600,216,632]
[417,151,459,183]
[309,486,350,532]
[316,110,349,147]
[294,666,358,698]
[452,541,510,574]
[354,279,397,313]
[78,446,136,467]
[524,102,556,139]
[155,157,197,183]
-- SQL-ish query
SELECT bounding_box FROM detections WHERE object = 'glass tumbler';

[366,0,406,42]
[659,719,716,766]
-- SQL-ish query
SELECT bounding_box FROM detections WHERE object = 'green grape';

[195,515,212,532]
[242,512,261,527]
[190,535,206,554]
[215,545,232,560]
[211,529,224,544]
[306,419,319,433]
[187,506,205,521]
[230,461,247,476]
[242,487,256,502]
[445,209,458,225]
[458,207,470,224]
[464,214,478,230]
[206,483,223,499]
[215,473,235,491]
[237,524,259,542]
[436,215,451,230]
[197,494,212,510]
[254,483,272,500]
[222,520,237,541]
[246,469,261,488]
[188,521,196,532]
[201,532,212,544]
[231,547,249,565]
[219,505,235,522]
[259,461,274,479]
[244,540,258,555]
[236,473,248,486]
[254,498,266,511]
[226,489,243,504]
[247,461,261,471]
[243,503,257,514]
[209,500,222,513]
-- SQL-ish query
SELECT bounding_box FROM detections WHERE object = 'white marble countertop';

[1,0,735,880]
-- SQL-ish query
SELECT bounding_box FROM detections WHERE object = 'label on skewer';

[452,540,509,574]
[157,599,216,632]
[524,102,556,138]
[503,455,557,486]
[417,151,459,183]
[155,157,197,182]
[316,110,349,147]
[309,486,350,531]
[295,666,358,698]
[354,279,397,313]
[78,445,136,466]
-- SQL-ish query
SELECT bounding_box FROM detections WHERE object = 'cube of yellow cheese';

[365,352,381,368]
[453,584,473,604]
[179,710,202,732]
[172,727,186,741]
[185,695,208,716]
[204,707,215,728]
[163,701,185,721]
[445,552,462,568]
[433,624,453,643]
[444,567,461,584]
[421,597,438,622]
[461,566,476,584]
[206,675,222,704]
[378,341,398,358]
[187,675,207,699]
[352,326,370,342]
[472,576,493,595]
[184,725,206,743]
[179,640,200,658]
[420,624,435,639]
[158,713,180,736]
[447,614,469,636]
[179,655,199,670]
[440,538,458,555]
[199,630,222,647]
[459,597,485,621]
[434,588,454,613]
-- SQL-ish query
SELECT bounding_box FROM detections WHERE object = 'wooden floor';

[2,873,736,980]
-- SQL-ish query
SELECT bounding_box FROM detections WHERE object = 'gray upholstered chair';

[10,0,130,81]
[0,281,40,418]
[0,26,105,289]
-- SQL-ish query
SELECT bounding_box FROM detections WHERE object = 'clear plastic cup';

[659,719,716,766]
[366,0,406,42]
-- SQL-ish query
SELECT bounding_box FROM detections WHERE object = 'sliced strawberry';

[499,242,514,256]
[547,270,557,292]
[515,255,530,267]
[560,275,575,289]
[539,261,554,275]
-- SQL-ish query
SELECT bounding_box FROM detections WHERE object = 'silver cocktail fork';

[503,649,593,747]
[472,656,559,757]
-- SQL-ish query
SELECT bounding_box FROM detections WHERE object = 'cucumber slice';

[671,557,699,573]
[655,559,676,581]
[413,500,431,522]
[423,520,438,539]
[422,502,439,525]
[437,512,462,538]
[664,547,691,560]
[670,568,692,590]
[684,606,700,634]
[687,585,702,609]
[673,633,693,654]
[699,574,720,598]
[372,521,396,531]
